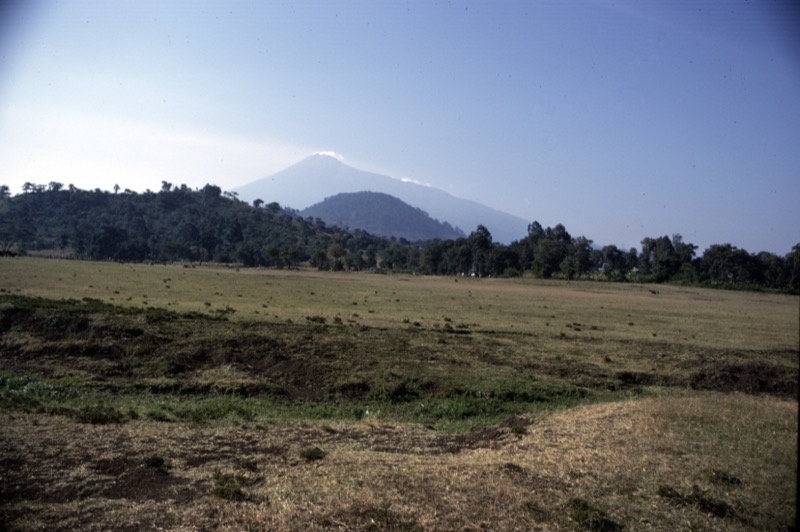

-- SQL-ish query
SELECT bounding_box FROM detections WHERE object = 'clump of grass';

[213,305,236,316]
[75,404,127,424]
[707,469,742,486]
[239,459,258,472]
[212,471,245,501]
[335,501,423,531]
[657,484,733,518]
[565,497,621,531]
[500,462,528,477]
[145,408,174,422]
[299,446,326,462]
[509,424,527,437]
[143,454,170,471]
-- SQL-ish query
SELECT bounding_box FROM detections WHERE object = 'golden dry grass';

[1,257,797,354]
[2,393,795,530]
[1,257,797,530]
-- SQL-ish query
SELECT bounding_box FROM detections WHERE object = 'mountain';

[301,191,464,242]
[234,154,530,243]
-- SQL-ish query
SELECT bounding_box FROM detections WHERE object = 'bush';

[143,454,170,471]
[75,404,127,424]
[212,472,245,501]
[566,498,621,531]
[299,446,326,462]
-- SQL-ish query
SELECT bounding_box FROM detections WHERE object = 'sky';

[1,0,798,255]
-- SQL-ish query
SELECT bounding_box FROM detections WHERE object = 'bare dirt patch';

[689,362,798,397]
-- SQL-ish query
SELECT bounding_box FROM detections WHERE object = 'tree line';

[1,182,798,293]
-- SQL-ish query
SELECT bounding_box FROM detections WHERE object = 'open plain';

[1,257,797,530]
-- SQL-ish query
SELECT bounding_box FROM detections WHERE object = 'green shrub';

[299,446,326,462]
[75,404,127,424]
[145,409,174,422]
[212,472,245,501]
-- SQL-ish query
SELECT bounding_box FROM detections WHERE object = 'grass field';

[1,257,797,530]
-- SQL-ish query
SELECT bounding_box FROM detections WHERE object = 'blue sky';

[1,0,798,254]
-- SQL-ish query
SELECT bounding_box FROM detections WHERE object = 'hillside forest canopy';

[0,182,798,293]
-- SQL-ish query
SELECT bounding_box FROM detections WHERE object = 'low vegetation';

[0,257,796,529]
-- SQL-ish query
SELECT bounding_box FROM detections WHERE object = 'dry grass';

[1,257,797,530]
[1,393,795,530]
[1,257,796,354]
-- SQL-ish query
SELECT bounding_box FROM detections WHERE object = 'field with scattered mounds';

[1,257,797,530]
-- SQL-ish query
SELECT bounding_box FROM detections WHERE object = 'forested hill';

[0,184,399,269]
[1,184,798,292]
[301,191,464,242]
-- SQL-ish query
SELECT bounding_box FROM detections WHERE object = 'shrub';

[299,446,326,462]
[212,472,245,501]
[143,454,170,471]
[566,497,621,531]
[239,459,258,472]
[75,404,127,424]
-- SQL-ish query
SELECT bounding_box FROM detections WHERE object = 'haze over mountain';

[234,155,529,243]
[301,191,464,242]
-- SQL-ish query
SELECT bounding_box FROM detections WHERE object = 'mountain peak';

[307,153,346,166]
[234,157,529,243]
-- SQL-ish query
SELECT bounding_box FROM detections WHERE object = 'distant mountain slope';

[234,154,529,243]
[301,191,464,242]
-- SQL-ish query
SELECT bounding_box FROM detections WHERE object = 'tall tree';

[468,225,493,276]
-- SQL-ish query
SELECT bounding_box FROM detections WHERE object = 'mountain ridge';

[301,191,465,242]
[234,155,529,243]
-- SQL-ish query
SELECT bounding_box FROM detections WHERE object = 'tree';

[600,244,626,279]
[640,236,681,282]
[533,239,564,278]
[672,234,697,265]
[786,244,800,292]
[421,240,447,274]
[531,224,572,278]
[202,184,222,199]
[88,225,127,260]
[0,221,20,255]
[566,236,593,278]
[527,221,545,243]
[0,185,9,199]
[756,252,786,289]
[699,244,761,285]
[491,244,521,277]
[327,242,347,270]
[253,198,264,209]
[468,225,493,276]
